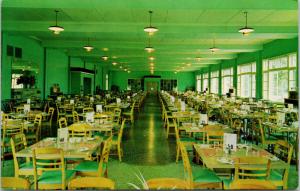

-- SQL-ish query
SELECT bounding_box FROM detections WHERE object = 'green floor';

[1,94,299,189]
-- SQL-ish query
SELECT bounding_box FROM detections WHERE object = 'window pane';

[268,70,288,102]
[289,54,297,67]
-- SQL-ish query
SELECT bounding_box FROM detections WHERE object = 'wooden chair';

[83,107,94,114]
[111,119,126,161]
[58,117,68,128]
[10,133,34,177]
[146,178,190,189]
[16,106,24,113]
[65,104,74,122]
[180,142,222,189]
[1,177,30,190]
[68,177,115,190]
[56,104,66,123]
[72,111,80,124]
[68,123,90,138]
[32,148,76,190]
[26,114,42,144]
[229,179,277,189]
[206,130,224,145]
[44,107,55,136]
[2,119,24,158]
[113,108,122,125]
[233,156,271,181]
[166,115,176,138]
[258,119,277,147]
[174,119,195,163]
[75,136,113,177]
[122,102,135,124]
[269,140,294,189]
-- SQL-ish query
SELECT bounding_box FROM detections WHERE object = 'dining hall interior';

[0,0,299,190]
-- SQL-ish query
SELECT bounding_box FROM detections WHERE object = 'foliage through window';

[203,73,209,92]
[210,71,219,94]
[11,74,24,89]
[263,53,297,102]
[222,67,233,95]
[237,62,256,98]
[160,79,177,91]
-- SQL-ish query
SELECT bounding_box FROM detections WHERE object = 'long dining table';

[194,143,288,170]
[16,137,103,160]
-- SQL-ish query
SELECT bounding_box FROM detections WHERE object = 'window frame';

[221,67,233,95]
[237,62,256,98]
[263,52,297,102]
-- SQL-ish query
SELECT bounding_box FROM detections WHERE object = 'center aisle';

[122,93,176,165]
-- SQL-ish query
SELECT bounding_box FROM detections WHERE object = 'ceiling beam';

[3,0,297,10]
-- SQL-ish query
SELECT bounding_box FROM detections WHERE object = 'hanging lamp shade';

[238,12,254,36]
[48,10,64,34]
[144,11,158,35]
[83,38,94,52]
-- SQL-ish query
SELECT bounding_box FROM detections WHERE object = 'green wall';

[111,71,195,92]
[1,33,44,100]
[196,37,299,99]
[1,33,109,100]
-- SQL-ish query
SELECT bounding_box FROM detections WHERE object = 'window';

[237,62,256,98]
[105,74,109,90]
[263,53,297,102]
[222,67,233,95]
[210,71,219,94]
[196,75,201,92]
[161,79,177,91]
[11,74,23,89]
[203,73,209,91]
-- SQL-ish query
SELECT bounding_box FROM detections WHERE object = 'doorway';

[83,77,92,95]
[146,82,158,94]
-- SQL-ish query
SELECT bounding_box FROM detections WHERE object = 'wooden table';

[194,144,288,170]
[16,137,103,160]
[181,123,233,143]
[69,121,114,135]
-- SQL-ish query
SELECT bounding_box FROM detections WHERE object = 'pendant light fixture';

[144,11,158,35]
[144,37,155,53]
[102,56,109,61]
[48,10,64,35]
[209,38,220,53]
[238,11,254,36]
[83,38,94,52]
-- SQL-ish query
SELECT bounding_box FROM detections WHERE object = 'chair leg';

[118,144,122,162]
[166,126,170,138]
[176,145,180,163]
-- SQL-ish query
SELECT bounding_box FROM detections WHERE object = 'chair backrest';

[273,140,294,189]
[179,142,193,189]
[234,156,271,181]
[68,177,115,190]
[16,107,24,113]
[83,107,94,113]
[1,177,30,190]
[33,114,43,141]
[98,136,113,175]
[10,133,28,176]
[58,117,68,128]
[32,147,66,190]
[146,178,190,189]
[229,179,277,190]
[206,130,224,144]
[117,119,126,145]
[48,107,55,121]
[2,119,23,139]
[72,111,79,123]
[113,108,122,123]
[68,123,90,138]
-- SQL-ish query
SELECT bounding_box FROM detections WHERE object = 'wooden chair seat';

[68,177,115,190]
[146,178,190,189]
